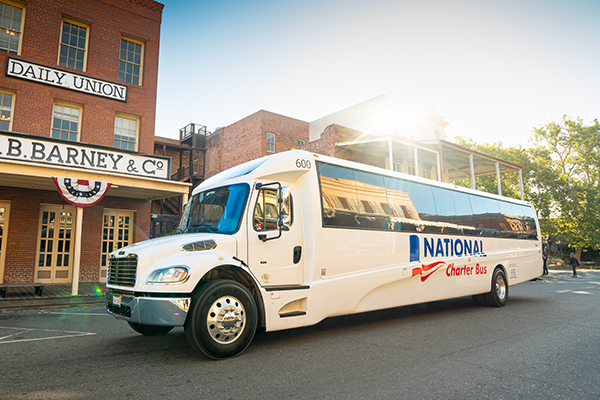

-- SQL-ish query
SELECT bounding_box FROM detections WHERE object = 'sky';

[154,0,600,147]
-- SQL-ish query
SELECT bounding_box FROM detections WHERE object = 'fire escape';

[151,123,208,237]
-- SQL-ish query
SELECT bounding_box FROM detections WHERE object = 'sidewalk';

[0,282,106,310]
[536,269,597,281]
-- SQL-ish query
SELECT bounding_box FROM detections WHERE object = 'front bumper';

[105,290,191,327]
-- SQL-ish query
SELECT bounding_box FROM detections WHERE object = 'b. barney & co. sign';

[0,131,170,179]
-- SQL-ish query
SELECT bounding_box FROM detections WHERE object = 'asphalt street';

[0,270,599,400]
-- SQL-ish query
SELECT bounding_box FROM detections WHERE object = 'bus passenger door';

[247,183,304,286]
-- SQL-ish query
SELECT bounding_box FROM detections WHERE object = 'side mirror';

[256,181,283,242]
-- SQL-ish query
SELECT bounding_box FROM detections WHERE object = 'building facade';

[0,0,188,287]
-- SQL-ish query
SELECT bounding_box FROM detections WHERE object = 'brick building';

[0,0,188,289]
[153,95,524,236]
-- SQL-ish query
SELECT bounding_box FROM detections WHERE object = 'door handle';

[293,246,302,264]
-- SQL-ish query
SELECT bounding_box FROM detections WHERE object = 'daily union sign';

[0,132,170,179]
[6,58,128,102]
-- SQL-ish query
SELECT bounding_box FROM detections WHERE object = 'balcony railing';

[179,123,209,142]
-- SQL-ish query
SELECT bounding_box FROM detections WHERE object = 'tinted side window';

[318,163,361,228]
[515,204,538,238]
[317,162,538,240]
[405,181,436,217]
[431,187,456,218]
[353,170,391,230]
[470,195,487,215]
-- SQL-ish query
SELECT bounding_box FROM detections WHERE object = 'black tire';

[483,268,508,307]
[128,322,174,336]
[184,280,258,359]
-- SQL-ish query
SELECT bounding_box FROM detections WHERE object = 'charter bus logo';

[409,235,488,282]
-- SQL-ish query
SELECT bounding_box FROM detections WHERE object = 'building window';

[118,38,144,85]
[58,20,89,71]
[114,115,139,151]
[267,132,275,153]
[297,139,305,147]
[52,103,81,142]
[392,161,402,173]
[408,165,416,176]
[423,169,431,179]
[0,1,23,55]
[0,90,14,131]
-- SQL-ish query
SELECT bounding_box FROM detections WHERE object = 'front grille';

[107,254,138,287]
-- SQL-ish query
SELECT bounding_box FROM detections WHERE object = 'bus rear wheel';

[483,268,508,307]
[184,280,258,359]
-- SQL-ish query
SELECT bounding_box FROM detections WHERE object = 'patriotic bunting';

[52,177,112,207]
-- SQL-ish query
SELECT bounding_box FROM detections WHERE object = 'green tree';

[531,116,600,258]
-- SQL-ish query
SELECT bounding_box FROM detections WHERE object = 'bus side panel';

[262,234,541,332]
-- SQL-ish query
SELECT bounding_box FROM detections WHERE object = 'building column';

[71,206,84,296]
[496,162,502,196]
[519,169,524,200]
[388,139,394,171]
[469,154,475,190]
[414,147,419,176]
[436,152,442,182]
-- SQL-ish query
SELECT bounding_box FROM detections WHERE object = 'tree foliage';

[451,116,600,254]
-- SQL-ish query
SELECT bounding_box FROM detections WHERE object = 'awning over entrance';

[0,158,190,201]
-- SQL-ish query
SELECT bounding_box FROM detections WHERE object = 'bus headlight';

[147,266,190,285]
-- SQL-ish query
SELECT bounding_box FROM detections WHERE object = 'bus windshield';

[178,183,250,235]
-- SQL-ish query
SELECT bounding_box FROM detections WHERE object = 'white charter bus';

[106,150,542,358]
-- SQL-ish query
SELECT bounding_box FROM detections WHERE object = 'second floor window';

[52,103,81,142]
[119,38,143,85]
[267,132,275,153]
[114,115,138,151]
[0,1,23,55]
[59,20,88,71]
[297,139,305,147]
[0,91,14,131]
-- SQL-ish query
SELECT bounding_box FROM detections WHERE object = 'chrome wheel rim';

[206,295,245,344]
[496,275,507,300]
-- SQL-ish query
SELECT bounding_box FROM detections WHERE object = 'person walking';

[542,253,548,275]
[569,252,580,278]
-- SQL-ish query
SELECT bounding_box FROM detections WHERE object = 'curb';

[0,295,105,311]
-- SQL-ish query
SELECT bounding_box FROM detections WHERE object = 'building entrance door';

[100,210,134,282]
[0,201,10,283]
[35,205,76,283]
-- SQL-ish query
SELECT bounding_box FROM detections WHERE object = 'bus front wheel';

[184,280,258,359]
[483,268,508,307]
